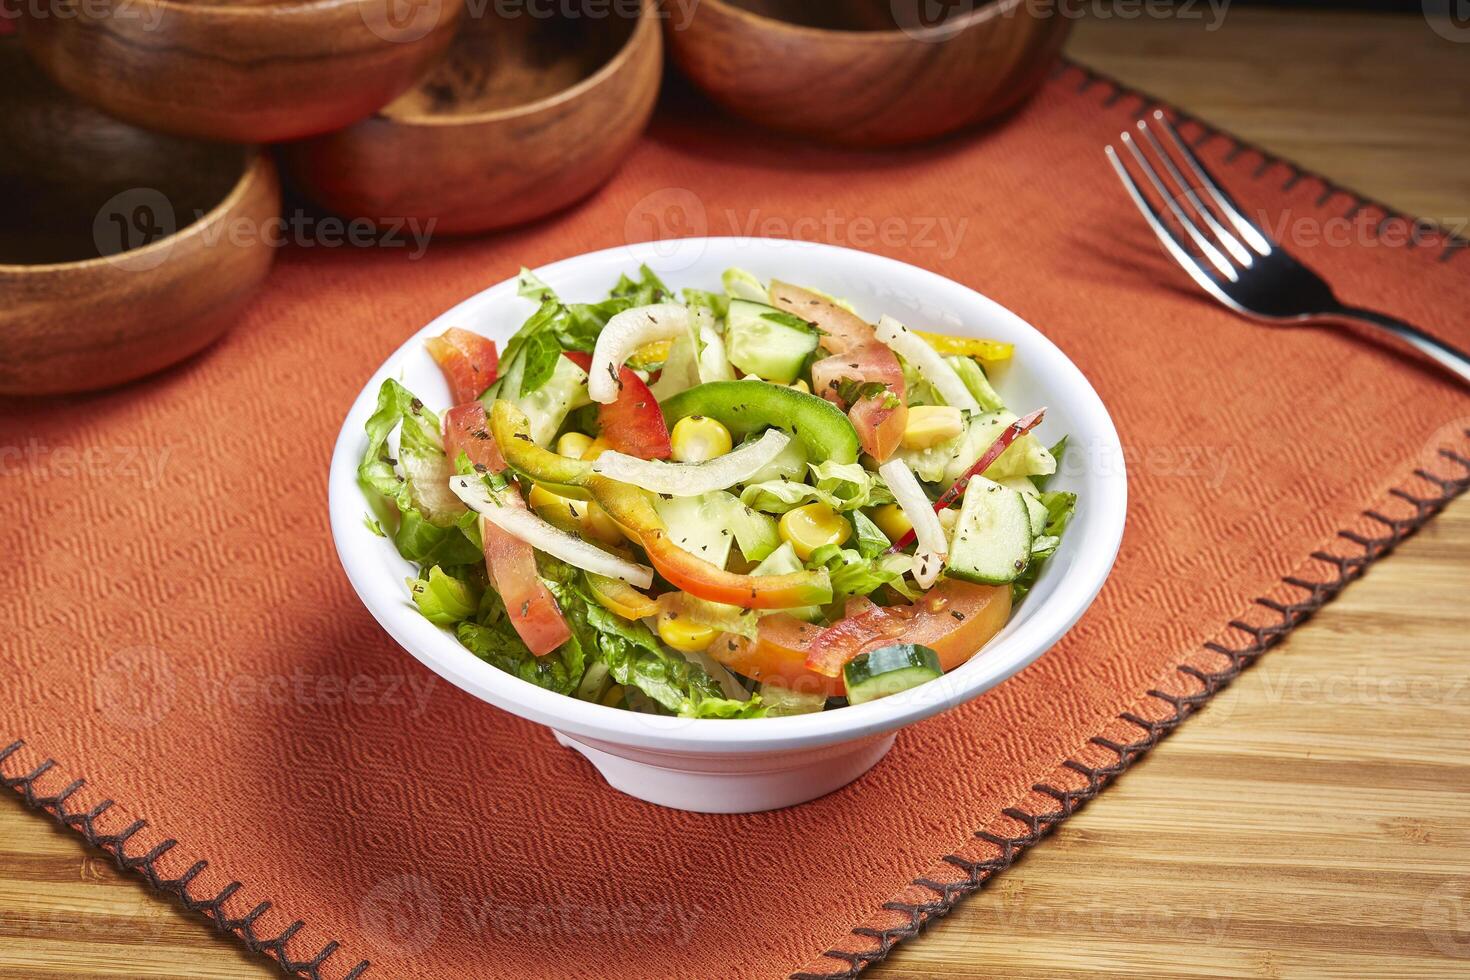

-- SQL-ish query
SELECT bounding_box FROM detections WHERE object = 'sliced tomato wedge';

[804,579,1012,677]
[443,402,507,473]
[444,404,570,655]
[426,327,499,405]
[811,341,907,462]
[563,351,670,459]
[480,511,571,656]
[769,280,874,354]
[709,616,846,699]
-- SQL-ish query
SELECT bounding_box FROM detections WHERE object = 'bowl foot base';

[552,730,897,813]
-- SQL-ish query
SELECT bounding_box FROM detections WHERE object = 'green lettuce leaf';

[410,566,481,626]
[740,460,894,515]
[1011,490,1078,602]
[807,545,915,604]
[850,510,891,560]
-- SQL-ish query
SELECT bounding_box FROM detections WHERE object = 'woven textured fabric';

[3,62,1468,980]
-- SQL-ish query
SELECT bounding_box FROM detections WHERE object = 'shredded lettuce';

[740,459,893,514]
[807,544,916,605]
[538,557,764,718]
[360,379,480,564]
[410,566,481,626]
[947,355,1006,412]
[850,510,891,560]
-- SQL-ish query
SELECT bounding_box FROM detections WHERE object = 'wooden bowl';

[21,0,464,143]
[664,0,1071,145]
[282,0,662,235]
[0,41,280,397]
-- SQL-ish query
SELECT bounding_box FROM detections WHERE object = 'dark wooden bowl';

[281,0,662,235]
[664,0,1071,145]
[21,0,464,143]
[0,40,280,396]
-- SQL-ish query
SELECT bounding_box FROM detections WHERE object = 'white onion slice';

[591,429,791,496]
[878,458,947,589]
[450,476,653,588]
[876,314,980,412]
[588,303,690,403]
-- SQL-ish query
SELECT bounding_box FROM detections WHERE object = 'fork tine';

[1119,132,1238,281]
[1150,110,1273,256]
[1134,119,1254,269]
[1105,145,1235,305]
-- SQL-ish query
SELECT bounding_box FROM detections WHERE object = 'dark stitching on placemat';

[0,742,371,980]
[795,438,1470,978]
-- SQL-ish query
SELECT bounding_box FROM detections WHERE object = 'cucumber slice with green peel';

[725,299,820,384]
[999,476,1049,534]
[844,644,943,705]
[945,476,1034,585]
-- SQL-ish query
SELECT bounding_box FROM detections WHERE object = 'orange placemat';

[3,62,1467,980]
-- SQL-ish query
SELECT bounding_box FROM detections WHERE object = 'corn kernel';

[556,431,595,458]
[902,405,964,450]
[670,415,733,463]
[789,379,810,393]
[778,502,850,561]
[938,506,960,538]
[657,613,718,653]
[869,503,912,543]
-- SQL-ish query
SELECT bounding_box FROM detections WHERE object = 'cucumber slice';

[725,299,820,384]
[945,476,1034,585]
[844,644,942,705]
[653,494,734,568]
[999,476,1048,534]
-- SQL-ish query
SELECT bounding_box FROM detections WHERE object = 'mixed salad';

[360,266,1074,718]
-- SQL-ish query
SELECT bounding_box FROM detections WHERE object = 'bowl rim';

[377,0,657,129]
[693,0,1032,43]
[0,146,270,276]
[328,237,1127,754]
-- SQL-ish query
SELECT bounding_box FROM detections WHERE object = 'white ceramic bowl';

[328,238,1127,813]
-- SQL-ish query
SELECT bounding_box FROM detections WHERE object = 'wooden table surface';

[3,9,1467,979]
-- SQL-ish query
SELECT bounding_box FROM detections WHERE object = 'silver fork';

[1106,110,1470,386]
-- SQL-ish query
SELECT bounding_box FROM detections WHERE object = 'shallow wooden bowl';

[0,41,280,397]
[21,0,464,143]
[282,0,662,235]
[664,0,1071,145]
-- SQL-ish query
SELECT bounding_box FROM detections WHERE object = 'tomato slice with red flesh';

[443,402,507,473]
[810,341,908,462]
[426,327,499,406]
[804,579,1013,677]
[563,352,670,459]
[480,511,572,656]
[443,403,570,655]
[769,280,875,355]
[709,616,847,699]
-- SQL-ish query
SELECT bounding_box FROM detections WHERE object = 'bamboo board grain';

[2,8,1467,979]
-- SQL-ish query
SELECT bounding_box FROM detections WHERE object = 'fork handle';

[1330,306,1470,386]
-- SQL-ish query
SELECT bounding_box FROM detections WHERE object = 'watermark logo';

[625,187,709,271]
[1424,0,1470,43]
[1423,880,1470,957]
[361,874,443,955]
[890,0,981,40]
[94,645,175,731]
[93,187,176,271]
[359,0,446,43]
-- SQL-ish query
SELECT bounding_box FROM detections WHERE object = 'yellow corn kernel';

[580,436,611,461]
[901,405,964,450]
[869,503,912,543]
[657,613,718,653]
[778,502,850,561]
[528,483,622,547]
[600,683,626,708]
[789,379,810,394]
[556,431,594,459]
[670,415,733,463]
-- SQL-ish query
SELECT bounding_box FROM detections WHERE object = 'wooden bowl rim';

[0,147,272,275]
[122,0,405,18]
[378,0,657,128]
[694,0,1034,42]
